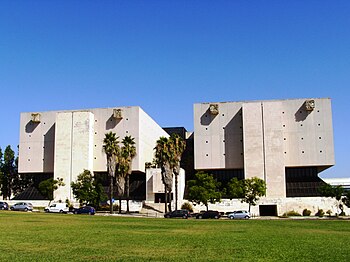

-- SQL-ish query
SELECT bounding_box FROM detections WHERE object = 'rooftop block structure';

[18,106,168,201]
[194,98,335,199]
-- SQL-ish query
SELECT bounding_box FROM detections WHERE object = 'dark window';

[285,167,326,197]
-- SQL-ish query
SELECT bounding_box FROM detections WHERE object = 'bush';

[282,210,301,217]
[181,202,194,212]
[326,210,332,217]
[302,209,311,216]
[315,209,324,217]
[339,211,346,216]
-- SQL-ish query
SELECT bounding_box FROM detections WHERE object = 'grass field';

[0,211,349,261]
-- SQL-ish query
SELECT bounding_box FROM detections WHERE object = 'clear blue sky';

[0,1,349,178]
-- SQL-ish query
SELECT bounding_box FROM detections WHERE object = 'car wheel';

[229,216,234,219]
[0,207,4,210]
[214,215,219,219]
[88,212,92,215]
[197,215,202,219]
[24,208,28,212]
[59,210,64,213]
[74,211,77,214]
[245,216,249,219]
[165,215,170,218]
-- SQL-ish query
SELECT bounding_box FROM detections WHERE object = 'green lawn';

[0,212,349,261]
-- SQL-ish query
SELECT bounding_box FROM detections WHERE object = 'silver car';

[227,210,251,219]
[10,202,33,212]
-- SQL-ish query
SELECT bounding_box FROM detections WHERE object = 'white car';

[227,210,251,219]
[44,203,69,213]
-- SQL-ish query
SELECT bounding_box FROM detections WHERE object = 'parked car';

[227,210,251,219]
[164,209,191,219]
[196,210,221,219]
[0,201,9,210]
[10,202,33,212]
[44,203,69,213]
[74,206,95,215]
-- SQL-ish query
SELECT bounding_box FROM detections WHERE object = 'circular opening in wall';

[206,141,208,143]
[320,150,323,153]
[206,154,208,157]
[222,114,224,116]
[302,151,305,153]
[319,137,322,139]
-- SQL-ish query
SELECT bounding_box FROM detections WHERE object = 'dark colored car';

[10,202,33,212]
[74,206,96,215]
[0,202,9,210]
[196,210,221,219]
[164,209,191,219]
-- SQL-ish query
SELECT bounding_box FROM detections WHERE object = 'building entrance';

[259,205,278,216]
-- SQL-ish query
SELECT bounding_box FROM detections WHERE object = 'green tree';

[0,146,16,199]
[187,172,221,211]
[342,190,350,209]
[154,136,173,213]
[319,184,345,215]
[71,169,106,208]
[227,177,266,212]
[121,136,136,213]
[38,177,65,204]
[103,132,120,214]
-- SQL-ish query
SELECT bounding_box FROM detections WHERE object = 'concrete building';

[194,98,336,215]
[17,98,346,216]
[18,106,169,203]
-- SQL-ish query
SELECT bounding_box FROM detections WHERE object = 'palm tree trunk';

[168,191,172,212]
[110,175,114,214]
[126,175,130,213]
[164,185,168,213]
[119,198,122,214]
[175,174,178,210]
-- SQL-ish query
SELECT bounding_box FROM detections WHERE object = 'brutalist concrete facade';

[19,106,168,202]
[194,98,336,215]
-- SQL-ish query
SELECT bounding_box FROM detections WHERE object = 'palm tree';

[121,136,136,213]
[115,155,129,213]
[169,134,186,210]
[154,137,173,213]
[103,132,119,214]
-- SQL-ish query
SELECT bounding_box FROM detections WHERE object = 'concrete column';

[54,111,94,202]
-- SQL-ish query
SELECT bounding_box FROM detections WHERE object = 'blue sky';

[0,1,349,178]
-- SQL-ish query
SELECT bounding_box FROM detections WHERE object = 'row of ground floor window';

[14,166,326,201]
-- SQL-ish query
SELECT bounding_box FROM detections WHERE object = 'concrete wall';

[194,98,335,199]
[18,111,56,173]
[194,102,243,169]
[19,106,167,202]
[54,112,94,201]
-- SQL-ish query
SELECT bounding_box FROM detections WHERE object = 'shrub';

[315,209,324,217]
[339,211,346,216]
[302,209,311,216]
[282,210,301,217]
[181,202,194,212]
[326,210,332,217]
